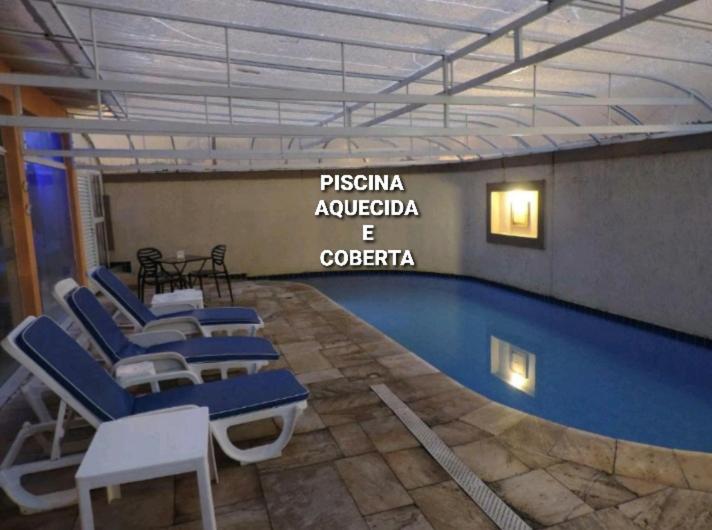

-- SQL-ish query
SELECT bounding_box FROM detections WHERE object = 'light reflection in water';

[490,336,536,396]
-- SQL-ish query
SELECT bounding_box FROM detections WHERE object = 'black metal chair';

[136,247,179,302]
[188,244,234,304]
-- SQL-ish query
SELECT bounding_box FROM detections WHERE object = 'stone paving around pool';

[1,280,711,529]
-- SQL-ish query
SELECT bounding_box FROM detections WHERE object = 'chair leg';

[214,273,221,298]
[210,402,306,464]
[225,272,234,304]
[0,421,84,514]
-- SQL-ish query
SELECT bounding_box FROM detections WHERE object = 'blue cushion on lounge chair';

[13,318,308,423]
[160,307,261,326]
[67,287,134,363]
[92,267,262,328]
[145,336,279,364]
[132,369,308,419]
[16,316,134,421]
[91,267,156,326]
[67,286,275,364]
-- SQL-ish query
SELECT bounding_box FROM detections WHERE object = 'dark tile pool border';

[249,270,712,349]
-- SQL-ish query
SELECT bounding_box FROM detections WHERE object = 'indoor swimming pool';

[303,273,712,452]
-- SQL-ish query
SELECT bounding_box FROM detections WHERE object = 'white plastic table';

[151,288,205,310]
[75,407,217,530]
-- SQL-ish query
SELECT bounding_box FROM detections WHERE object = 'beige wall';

[105,140,712,338]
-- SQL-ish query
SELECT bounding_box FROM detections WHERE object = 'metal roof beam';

[251,0,489,34]
[64,102,584,141]
[313,0,576,132]
[9,23,706,117]
[40,0,447,55]
[17,0,103,166]
[2,115,710,138]
[0,73,693,107]
[36,32,433,86]
[72,158,480,173]
[360,0,701,128]
[0,49,668,130]
[27,147,471,160]
[575,0,712,32]
[516,30,712,69]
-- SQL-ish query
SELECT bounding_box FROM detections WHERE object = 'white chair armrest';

[128,330,187,347]
[151,303,197,316]
[113,351,191,373]
[144,316,206,337]
[118,370,201,391]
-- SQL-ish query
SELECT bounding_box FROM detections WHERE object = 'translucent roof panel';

[0,0,709,173]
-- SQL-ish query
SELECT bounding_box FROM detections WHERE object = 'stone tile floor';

[1,280,711,529]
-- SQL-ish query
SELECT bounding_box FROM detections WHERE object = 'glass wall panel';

[0,136,23,386]
[25,132,75,320]
[23,130,63,162]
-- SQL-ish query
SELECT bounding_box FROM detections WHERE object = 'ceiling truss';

[0,0,708,173]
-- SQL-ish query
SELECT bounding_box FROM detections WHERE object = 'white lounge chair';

[54,278,279,383]
[89,266,263,337]
[0,316,308,513]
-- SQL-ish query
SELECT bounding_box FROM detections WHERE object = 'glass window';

[23,130,64,162]
[0,135,23,386]
[25,132,76,320]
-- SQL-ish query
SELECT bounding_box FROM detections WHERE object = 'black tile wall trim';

[248,269,712,349]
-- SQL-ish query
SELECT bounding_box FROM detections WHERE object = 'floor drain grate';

[371,384,531,530]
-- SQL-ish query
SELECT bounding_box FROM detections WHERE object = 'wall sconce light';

[508,190,532,227]
[487,180,545,249]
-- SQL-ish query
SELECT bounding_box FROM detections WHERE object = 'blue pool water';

[302,273,712,452]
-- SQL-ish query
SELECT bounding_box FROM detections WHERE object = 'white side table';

[75,407,217,530]
[151,289,205,310]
